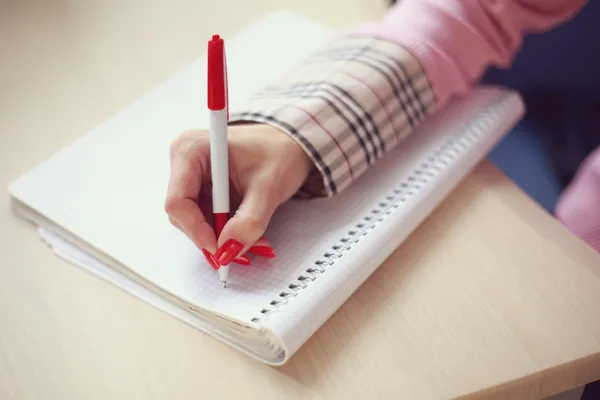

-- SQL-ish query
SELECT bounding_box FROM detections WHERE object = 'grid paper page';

[257,88,524,358]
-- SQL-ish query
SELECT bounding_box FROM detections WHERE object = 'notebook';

[7,11,525,365]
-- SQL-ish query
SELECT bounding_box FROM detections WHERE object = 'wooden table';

[2,1,600,399]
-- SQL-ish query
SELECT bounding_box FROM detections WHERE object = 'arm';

[349,0,588,107]
[229,0,588,197]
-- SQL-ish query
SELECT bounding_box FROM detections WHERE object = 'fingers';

[166,195,217,252]
[165,132,217,252]
[213,179,280,265]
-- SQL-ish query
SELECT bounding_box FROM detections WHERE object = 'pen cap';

[207,34,227,111]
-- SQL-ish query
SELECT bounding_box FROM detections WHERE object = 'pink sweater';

[231,0,600,253]
[349,0,599,252]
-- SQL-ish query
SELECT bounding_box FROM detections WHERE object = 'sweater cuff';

[229,36,436,197]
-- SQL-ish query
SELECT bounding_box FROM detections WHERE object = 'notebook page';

[258,88,524,359]
[36,228,280,362]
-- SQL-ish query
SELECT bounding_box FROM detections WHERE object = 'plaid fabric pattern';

[229,36,436,197]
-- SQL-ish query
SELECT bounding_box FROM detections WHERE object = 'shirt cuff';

[229,36,436,197]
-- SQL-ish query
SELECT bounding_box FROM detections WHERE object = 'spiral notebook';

[7,11,525,365]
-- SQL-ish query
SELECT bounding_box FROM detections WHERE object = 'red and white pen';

[207,34,230,287]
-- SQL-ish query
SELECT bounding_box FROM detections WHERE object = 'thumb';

[214,180,281,265]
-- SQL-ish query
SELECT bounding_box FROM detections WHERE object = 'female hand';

[164,123,313,266]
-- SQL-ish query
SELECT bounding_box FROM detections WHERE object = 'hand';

[164,123,313,266]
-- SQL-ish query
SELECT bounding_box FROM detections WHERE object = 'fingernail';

[215,239,244,265]
[248,245,275,258]
[201,248,220,270]
[233,255,250,266]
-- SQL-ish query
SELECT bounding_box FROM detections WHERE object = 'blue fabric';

[487,117,563,213]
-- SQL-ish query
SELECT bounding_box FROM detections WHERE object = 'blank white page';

[8,9,524,350]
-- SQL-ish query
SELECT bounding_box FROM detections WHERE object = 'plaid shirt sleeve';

[228,36,436,197]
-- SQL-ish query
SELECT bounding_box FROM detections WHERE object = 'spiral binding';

[250,95,505,324]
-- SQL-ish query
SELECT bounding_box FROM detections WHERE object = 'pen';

[207,34,230,288]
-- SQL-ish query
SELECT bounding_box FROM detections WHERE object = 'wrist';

[270,126,313,180]
[228,123,314,181]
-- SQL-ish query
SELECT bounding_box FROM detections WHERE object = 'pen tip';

[222,281,227,288]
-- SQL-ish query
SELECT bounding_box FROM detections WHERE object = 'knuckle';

[170,130,208,158]
[169,132,190,156]
[163,195,181,215]
[168,216,180,228]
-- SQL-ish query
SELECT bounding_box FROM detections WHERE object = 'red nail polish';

[201,248,220,270]
[248,245,275,258]
[215,239,244,265]
[233,255,250,266]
